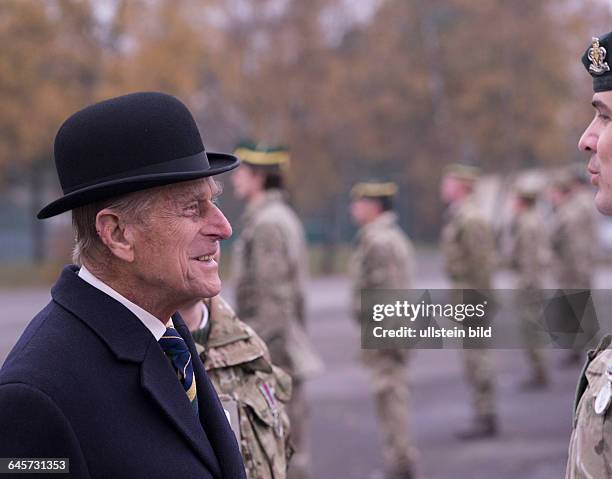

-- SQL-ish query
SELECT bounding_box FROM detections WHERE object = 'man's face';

[579,91,612,214]
[350,198,381,226]
[130,177,231,305]
[230,165,264,200]
[440,175,468,204]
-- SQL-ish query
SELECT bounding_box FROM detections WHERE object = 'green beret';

[351,181,398,199]
[443,163,481,182]
[234,140,290,166]
[582,33,612,91]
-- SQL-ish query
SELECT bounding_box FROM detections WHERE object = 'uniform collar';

[359,211,398,236]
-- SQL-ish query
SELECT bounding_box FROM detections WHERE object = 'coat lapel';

[174,315,247,479]
[140,341,221,477]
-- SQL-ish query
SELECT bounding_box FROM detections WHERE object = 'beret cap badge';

[588,37,610,75]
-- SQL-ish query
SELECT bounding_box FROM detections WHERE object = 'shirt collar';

[77,265,169,341]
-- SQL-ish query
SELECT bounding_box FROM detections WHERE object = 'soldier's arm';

[519,224,542,282]
[567,217,594,284]
[460,217,496,278]
[250,223,294,325]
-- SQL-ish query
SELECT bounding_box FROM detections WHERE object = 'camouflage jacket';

[509,208,550,289]
[550,197,595,289]
[566,335,612,478]
[348,212,415,320]
[441,198,496,289]
[191,296,293,479]
[232,189,321,379]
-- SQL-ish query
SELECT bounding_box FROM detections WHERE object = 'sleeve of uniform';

[568,216,594,285]
[460,216,495,280]
[518,223,541,282]
[0,383,90,478]
[250,222,293,324]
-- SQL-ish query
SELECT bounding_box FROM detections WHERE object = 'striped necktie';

[159,327,199,416]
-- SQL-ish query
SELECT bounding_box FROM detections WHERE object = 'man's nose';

[206,205,232,240]
[578,120,597,152]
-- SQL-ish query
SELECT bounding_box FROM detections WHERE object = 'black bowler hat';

[37,91,239,219]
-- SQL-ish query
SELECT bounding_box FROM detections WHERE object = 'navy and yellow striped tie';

[159,327,199,416]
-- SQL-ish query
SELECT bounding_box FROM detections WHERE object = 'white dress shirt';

[78,265,168,341]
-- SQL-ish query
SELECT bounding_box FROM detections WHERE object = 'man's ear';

[95,209,135,262]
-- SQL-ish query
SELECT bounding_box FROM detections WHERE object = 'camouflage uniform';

[565,32,612,479]
[233,188,322,479]
[550,195,595,290]
[551,194,597,356]
[191,296,292,479]
[441,197,497,424]
[509,206,550,384]
[349,211,418,476]
[566,335,612,478]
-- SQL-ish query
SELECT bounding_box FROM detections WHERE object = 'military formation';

[6,25,612,479]
[219,101,604,477]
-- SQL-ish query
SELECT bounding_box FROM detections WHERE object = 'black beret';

[582,33,612,92]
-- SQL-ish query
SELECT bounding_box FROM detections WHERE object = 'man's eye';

[185,203,200,214]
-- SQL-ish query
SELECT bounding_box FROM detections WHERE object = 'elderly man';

[0,92,246,478]
[566,33,612,478]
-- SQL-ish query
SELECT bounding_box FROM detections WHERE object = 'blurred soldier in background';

[440,164,499,440]
[508,179,550,390]
[180,290,293,479]
[231,142,322,479]
[348,181,418,479]
[566,31,612,478]
[548,170,596,365]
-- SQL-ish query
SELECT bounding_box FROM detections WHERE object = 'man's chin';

[595,191,612,216]
[200,281,222,299]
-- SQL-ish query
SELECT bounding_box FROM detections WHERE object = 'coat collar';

[51,265,153,363]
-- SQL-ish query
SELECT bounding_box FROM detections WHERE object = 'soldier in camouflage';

[348,181,418,479]
[231,142,322,479]
[548,171,597,366]
[565,31,612,478]
[440,164,498,440]
[508,180,550,389]
[180,295,293,479]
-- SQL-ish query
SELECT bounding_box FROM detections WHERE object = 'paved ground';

[0,252,607,478]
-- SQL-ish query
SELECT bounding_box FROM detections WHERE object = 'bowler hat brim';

[37,152,239,219]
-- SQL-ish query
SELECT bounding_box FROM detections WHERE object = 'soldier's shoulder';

[204,297,271,371]
[252,200,299,230]
[457,203,488,228]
